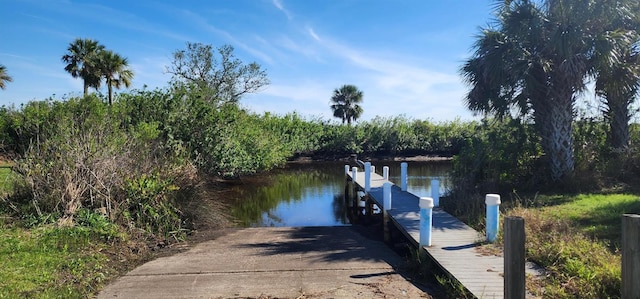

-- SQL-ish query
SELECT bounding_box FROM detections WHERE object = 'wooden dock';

[347,170,504,299]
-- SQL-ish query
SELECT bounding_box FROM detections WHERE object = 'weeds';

[509,201,623,298]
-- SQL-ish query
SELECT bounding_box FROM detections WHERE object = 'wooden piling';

[622,214,640,299]
[504,216,525,299]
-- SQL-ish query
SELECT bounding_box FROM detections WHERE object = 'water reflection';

[228,161,451,227]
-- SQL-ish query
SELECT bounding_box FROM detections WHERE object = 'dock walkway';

[348,170,504,299]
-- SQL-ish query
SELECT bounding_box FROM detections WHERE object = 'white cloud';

[307,27,321,42]
[179,9,275,65]
[272,0,293,20]
[297,27,470,121]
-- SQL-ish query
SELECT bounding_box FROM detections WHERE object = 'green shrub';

[451,117,541,194]
[123,174,183,240]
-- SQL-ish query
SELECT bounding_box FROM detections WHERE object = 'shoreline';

[287,154,453,163]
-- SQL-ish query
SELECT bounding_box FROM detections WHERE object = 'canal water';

[228,161,452,227]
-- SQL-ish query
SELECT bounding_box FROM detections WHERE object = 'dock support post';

[351,167,358,181]
[383,182,392,242]
[371,165,376,174]
[419,197,434,247]
[364,162,371,192]
[400,162,408,191]
[504,216,525,299]
[344,165,350,176]
[383,166,389,180]
[431,179,440,207]
[622,214,640,298]
[486,194,501,243]
[383,182,392,211]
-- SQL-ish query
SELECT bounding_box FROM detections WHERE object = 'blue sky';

[0,0,496,122]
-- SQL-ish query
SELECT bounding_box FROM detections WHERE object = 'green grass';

[504,193,640,298]
[0,167,15,195]
[0,210,142,299]
[537,193,640,248]
[0,224,111,298]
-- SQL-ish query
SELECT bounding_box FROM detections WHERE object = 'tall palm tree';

[62,38,105,96]
[0,64,12,90]
[594,45,640,150]
[590,1,640,150]
[330,84,364,125]
[100,50,133,105]
[461,0,603,181]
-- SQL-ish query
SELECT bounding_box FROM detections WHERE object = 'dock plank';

[348,170,504,299]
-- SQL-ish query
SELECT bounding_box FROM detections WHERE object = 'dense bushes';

[2,96,189,240]
[451,117,541,195]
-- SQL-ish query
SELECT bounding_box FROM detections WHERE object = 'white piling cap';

[485,194,501,205]
[419,197,434,209]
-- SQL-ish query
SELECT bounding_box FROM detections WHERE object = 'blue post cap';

[420,197,434,209]
[485,194,501,206]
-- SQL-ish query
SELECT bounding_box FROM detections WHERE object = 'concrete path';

[98,226,433,298]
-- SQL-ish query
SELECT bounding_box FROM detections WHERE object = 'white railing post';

[419,197,434,247]
[383,166,389,180]
[431,179,440,207]
[364,162,371,192]
[344,165,350,175]
[400,162,408,191]
[486,194,501,243]
[371,165,376,174]
[383,182,392,211]
[351,167,358,182]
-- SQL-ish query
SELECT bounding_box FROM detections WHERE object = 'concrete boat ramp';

[98,226,435,298]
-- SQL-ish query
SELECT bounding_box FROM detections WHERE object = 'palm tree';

[100,50,133,105]
[594,46,640,150]
[461,0,604,181]
[0,64,12,90]
[590,1,640,150]
[62,38,105,96]
[330,84,363,125]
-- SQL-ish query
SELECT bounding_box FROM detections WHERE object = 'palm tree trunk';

[608,97,631,150]
[83,81,89,97]
[108,79,113,106]
[535,85,575,182]
[541,87,575,182]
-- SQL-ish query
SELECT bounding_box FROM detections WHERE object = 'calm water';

[228,161,452,227]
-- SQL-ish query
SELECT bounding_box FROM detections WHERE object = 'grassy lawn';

[506,193,640,298]
[537,193,640,247]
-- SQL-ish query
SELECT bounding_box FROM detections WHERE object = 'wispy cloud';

[178,9,275,65]
[247,25,472,121]
[307,27,321,42]
[272,0,293,20]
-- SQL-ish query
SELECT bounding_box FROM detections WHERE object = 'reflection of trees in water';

[229,161,452,227]
[332,194,348,224]
[230,167,342,226]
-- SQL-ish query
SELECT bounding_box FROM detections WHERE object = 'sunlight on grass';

[538,194,640,246]
[505,193,640,298]
[0,225,111,298]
